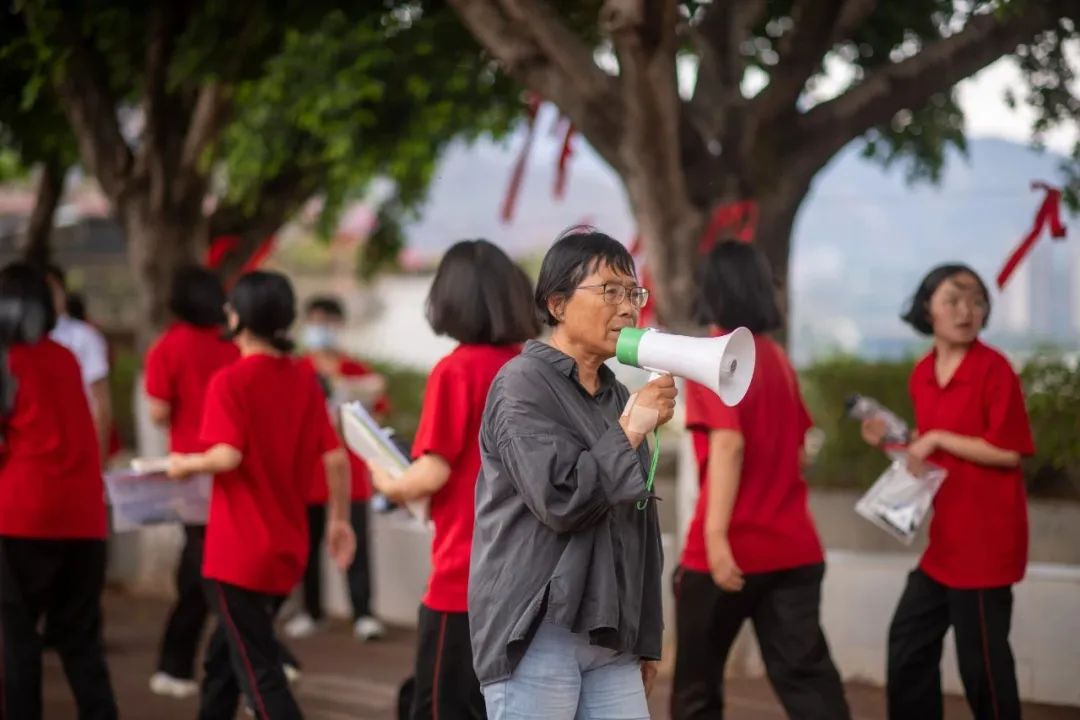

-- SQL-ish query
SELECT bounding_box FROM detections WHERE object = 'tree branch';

[137,3,192,212]
[750,0,847,121]
[179,83,230,181]
[689,0,765,139]
[23,157,66,266]
[48,19,133,200]
[448,0,624,171]
[831,0,877,44]
[798,3,1073,165]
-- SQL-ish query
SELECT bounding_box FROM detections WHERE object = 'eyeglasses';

[577,282,650,309]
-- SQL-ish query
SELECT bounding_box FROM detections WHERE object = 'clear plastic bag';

[855,457,946,545]
[104,471,211,531]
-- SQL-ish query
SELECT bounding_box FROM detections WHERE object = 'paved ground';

[41,593,1080,719]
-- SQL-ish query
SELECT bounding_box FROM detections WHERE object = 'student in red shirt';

[672,242,849,720]
[0,262,119,720]
[861,264,1033,720]
[144,266,240,698]
[370,239,539,720]
[168,271,355,720]
[285,295,389,642]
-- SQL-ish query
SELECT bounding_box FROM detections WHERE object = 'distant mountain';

[404,119,1079,362]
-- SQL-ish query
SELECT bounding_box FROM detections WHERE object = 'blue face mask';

[302,323,339,351]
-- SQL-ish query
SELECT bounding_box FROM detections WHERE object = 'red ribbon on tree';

[500,94,543,223]
[205,234,276,287]
[997,182,1068,289]
[554,120,575,199]
[632,199,759,327]
[698,200,758,253]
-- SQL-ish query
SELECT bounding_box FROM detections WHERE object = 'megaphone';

[616,326,756,406]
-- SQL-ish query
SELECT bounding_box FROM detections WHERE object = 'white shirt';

[50,314,110,386]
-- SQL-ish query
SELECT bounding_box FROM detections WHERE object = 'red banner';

[500,93,542,223]
[997,182,1067,289]
[205,234,275,286]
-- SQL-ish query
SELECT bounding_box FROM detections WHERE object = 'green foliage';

[1019,353,1080,498]
[800,356,917,489]
[107,338,139,451]
[0,10,77,175]
[219,5,523,275]
[370,360,429,443]
[800,353,1080,500]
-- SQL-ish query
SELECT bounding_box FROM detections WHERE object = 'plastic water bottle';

[845,394,910,445]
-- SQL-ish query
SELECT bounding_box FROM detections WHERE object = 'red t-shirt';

[413,344,520,612]
[144,322,240,453]
[200,354,341,595]
[298,355,389,503]
[0,340,106,539]
[910,340,1034,588]
[682,333,823,575]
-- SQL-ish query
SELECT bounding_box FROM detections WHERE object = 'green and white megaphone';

[616,326,756,406]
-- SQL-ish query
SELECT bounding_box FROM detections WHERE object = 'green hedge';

[800,354,1080,500]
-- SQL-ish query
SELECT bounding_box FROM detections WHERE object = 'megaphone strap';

[637,429,661,511]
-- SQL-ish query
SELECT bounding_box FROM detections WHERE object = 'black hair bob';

[426,239,539,345]
[695,240,782,334]
[227,271,297,353]
[304,295,346,320]
[900,263,991,336]
[169,265,228,328]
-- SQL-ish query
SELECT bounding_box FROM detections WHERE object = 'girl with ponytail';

[168,270,355,718]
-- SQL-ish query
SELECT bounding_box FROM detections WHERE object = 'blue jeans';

[481,623,650,720]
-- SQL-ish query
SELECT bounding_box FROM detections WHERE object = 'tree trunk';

[23,158,66,267]
[120,196,204,352]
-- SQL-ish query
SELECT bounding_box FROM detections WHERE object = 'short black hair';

[901,263,991,336]
[169,265,227,328]
[695,240,782,334]
[227,271,297,353]
[426,239,539,344]
[304,295,345,320]
[534,227,636,327]
[0,262,58,345]
[66,292,88,322]
[42,263,66,289]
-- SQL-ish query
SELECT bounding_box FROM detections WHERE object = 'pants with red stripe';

[410,604,485,720]
[199,580,300,720]
[888,569,1020,720]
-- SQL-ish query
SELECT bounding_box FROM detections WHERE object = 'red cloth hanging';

[631,200,759,328]
[698,200,758,254]
[554,121,575,199]
[206,235,240,269]
[997,182,1068,289]
[205,234,276,288]
[500,94,543,223]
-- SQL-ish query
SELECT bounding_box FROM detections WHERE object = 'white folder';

[340,401,430,524]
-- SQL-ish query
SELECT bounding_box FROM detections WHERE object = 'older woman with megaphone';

[469,228,674,720]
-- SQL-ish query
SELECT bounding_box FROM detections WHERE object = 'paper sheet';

[340,401,430,524]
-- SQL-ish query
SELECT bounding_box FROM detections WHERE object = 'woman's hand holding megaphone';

[619,374,677,448]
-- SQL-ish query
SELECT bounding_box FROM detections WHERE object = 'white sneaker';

[283,612,318,639]
[149,672,199,699]
[353,615,386,641]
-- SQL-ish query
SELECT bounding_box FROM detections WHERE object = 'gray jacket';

[468,340,664,685]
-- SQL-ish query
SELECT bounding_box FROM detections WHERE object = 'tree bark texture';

[22,158,66,267]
